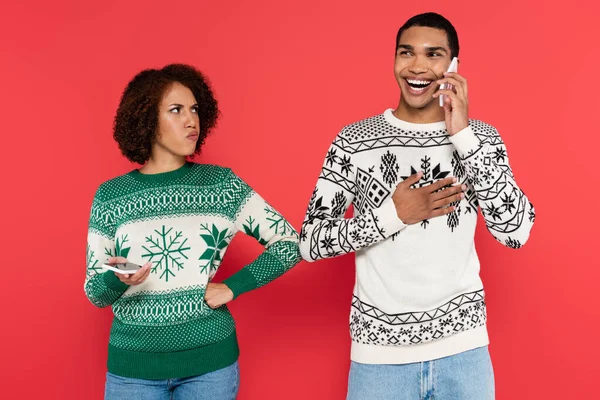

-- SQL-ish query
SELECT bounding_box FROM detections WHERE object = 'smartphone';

[439,57,459,107]
[102,262,143,275]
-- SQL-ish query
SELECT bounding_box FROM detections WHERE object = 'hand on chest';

[352,146,477,230]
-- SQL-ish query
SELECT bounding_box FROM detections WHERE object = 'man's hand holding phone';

[433,57,469,136]
[105,257,152,285]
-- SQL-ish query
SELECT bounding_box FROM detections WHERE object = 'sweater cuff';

[372,198,407,237]
[223,268,259,299]
[448,126,481,156]
[102,270,129,292]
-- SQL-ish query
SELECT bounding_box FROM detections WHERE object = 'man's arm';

[436,72,535,248]
[450,124,535,248]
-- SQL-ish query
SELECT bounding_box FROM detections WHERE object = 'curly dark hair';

[396,13,459,59]
[113,64,220,164]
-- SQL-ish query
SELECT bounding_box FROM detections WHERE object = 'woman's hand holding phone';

[107,257,152,285]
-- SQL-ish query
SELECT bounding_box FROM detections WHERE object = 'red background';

[1,0,597,398]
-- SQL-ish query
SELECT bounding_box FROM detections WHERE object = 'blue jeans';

[105,361,240,400]
[347,346,494,400]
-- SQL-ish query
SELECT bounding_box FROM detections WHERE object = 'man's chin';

[402,97,434,110]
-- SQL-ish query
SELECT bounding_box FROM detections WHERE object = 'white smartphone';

[102,262,143,275]
[439,57,459,107]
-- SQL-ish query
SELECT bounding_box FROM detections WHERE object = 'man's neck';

[394,98,445,124]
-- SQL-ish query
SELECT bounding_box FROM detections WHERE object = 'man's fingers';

[437,77,461,86]
[437,77,464,96]
[433,89,460,101]
[432,192,464,209]
[443,72,467,86]
[431,184,466,201]
[427,177,457,193]
[400,171,423,187]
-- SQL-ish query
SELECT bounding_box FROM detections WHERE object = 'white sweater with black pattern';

[300,109,535,364]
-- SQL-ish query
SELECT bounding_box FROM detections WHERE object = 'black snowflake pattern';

[458,308,471,319]
[377,325,392,335]
[339,154,353,177]
[483,169,494,183]
[501,193,516,213]
[320,235,338,254]
[505,237,522,249]
[323,146,354,177]
[439,316,454,328]
[484,203,503,221]
[492,147,507,163]
[401,156,451,188]
[325,148,338,167]
[419,323,434,335]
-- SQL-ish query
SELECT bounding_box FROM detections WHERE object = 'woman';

[84,64,301,399]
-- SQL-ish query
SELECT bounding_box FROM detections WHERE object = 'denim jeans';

[105,361,239,400]
[347,346,494,400]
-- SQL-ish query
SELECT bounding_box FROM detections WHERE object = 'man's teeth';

[407,79,432,86]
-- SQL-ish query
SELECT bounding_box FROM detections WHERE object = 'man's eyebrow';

[396,44,448,53]
[425,46,448,53]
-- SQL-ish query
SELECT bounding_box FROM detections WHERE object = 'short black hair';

[395,12,459,58]
[113,64,220,165]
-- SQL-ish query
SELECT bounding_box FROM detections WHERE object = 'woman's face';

[153,82,200,159]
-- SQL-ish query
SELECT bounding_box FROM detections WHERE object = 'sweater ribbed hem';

[107,331,239,379]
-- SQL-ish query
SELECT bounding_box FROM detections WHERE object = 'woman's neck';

[139,154,187,175]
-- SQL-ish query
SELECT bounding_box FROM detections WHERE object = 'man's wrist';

[448,121,469,136]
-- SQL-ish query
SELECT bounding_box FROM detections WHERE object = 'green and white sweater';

[85,162,301,379]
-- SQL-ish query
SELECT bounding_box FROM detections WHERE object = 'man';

[299,12,535,400]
